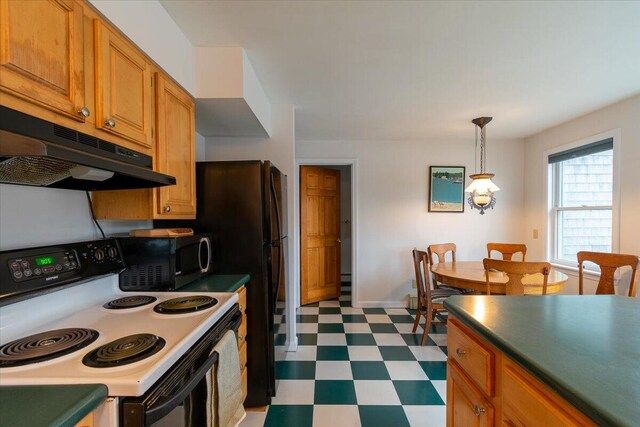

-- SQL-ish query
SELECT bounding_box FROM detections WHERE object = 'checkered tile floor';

[240,284,448,427]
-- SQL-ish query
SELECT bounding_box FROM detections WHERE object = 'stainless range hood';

[0,106,176,191]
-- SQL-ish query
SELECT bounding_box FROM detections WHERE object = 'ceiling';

[160,1,640,140]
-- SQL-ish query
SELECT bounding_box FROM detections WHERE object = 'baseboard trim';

[355,300,408,308]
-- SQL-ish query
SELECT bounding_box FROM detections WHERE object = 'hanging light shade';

[465,117,499,214]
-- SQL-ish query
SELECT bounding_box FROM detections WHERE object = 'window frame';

[544,129,621,272]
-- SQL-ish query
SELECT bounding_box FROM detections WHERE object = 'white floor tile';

[275,323,286,334]
[298,306,320,315]
[315,361,353,380]
[318,314,343,323]
[271,380,315,404]
[384,361,429,380]
[317,333,347,346]
[347,346,383,361]
[395,323,422,334]
[340,307,364,314]
[296,323,319,334]
[284,345,317,361]
[339,295,351,301]
[429,333,447,346]
[319,300,341,307]
[313,405,361,427]
[431,380,447,403]
[276,301,285,308]
[385,308,411,315]
[373,333,407,346]
[273,315,283,324]
[354,380,401,405]
[365,314,392,323]
[239,409,267,427]
[408,346,448,361]
[343,323,371,333]
[275,346,287,361]
[403,405,446,427]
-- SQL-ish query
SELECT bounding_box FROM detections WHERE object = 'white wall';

[89,0,195,94]
[297,138,525,307]
[0,185,149,250]
[524,94,640,295]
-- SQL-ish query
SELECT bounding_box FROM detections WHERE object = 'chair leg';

[421,315,432,346]
[412,309,421,333]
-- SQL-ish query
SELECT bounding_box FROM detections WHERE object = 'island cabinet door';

[0,0,86,120]
[94,20,153,152]
[154,73,196,217]
[448,360,494,427]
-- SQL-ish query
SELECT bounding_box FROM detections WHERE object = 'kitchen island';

[444,295,639,427]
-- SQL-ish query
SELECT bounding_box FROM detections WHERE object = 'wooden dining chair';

[428,243,474,294]
[412,249,459,345]
[487,243,527,261]
[577,251,640,297]
[483,258,551,296]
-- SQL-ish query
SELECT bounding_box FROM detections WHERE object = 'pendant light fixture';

[465,117,499,215]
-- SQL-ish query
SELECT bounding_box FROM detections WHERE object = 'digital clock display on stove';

[35,256,54,266]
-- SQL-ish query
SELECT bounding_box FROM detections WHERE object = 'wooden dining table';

[430,261,569,295]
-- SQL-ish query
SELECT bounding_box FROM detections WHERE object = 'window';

[548,137,615,267]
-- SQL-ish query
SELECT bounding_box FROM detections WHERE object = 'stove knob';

[107,247,118,258]
[94,248,105,261]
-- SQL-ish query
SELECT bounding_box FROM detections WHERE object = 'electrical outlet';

[412,279,417,288]
[533,229,539,239]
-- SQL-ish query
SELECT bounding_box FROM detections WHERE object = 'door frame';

[294,158,359,310]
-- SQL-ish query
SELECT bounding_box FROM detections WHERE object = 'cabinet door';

[448,361,494,427]
[0,0,86,120]
[155,73,195,217]
[95,21,152,150]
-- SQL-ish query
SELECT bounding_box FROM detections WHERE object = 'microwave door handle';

[199,237,211,273]
[144,351,219,424]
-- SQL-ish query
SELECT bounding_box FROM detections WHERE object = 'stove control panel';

[0,239,125,305]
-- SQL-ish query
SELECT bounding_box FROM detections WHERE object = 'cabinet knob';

[104,118,116,128]
[474,405,486,417]
[77,107,90,118]
[164,205,171,213]
[238,334,245,341]
[456,348,467,357]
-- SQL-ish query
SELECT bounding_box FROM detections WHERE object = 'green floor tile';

[379,346,416,361]
[363,308,386,314]
[318,323,345,333]
[297,314,319,323]
[314,380,357,404]
[297,333,318,346]
[358,405,410,427]
[419,361,447,380]
[350,361,390,380]
[342,290,352,295]
[319,307,342,315]
[393,380,444,405]
[317,345,350,360]
[342,314,367,323]
[304,302,320,307]
[388,314,416,323]
[369,323,398,333]
[340,300,352,307]
[275,334,287,346]
[265,405,313,427]
[400,333,436,347]
[275,361,316,379]
[275,308,284,315]
[440,345,448,356]
[345,333,377,346]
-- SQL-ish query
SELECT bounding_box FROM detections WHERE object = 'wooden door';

[300,166,341,305]
[448,361,494,427]
[0,0,86,120]
[95,21,152,151]
[155,73,196,217]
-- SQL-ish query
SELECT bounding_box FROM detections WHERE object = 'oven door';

[120,305,241,427]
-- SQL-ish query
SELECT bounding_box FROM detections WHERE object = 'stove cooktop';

[0,277,238,397]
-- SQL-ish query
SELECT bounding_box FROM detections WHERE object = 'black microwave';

[117,234,211,291]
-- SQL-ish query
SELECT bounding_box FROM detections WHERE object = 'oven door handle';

[144,350,219,424]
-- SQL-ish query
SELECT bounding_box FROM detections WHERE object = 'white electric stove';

[0,238,241,426]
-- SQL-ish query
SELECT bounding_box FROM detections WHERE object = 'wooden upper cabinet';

[94,20,152,150]
[155,73,196,217]
[0,0,86,120]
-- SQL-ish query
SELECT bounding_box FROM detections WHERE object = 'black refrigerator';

[159,160,286,407]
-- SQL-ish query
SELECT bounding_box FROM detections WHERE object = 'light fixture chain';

[480,125,486,173]
[474,125,478,174]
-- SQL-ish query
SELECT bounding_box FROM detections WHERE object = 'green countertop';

[0,384,107,427]
[444,295,640,427]
[180,274,250,293]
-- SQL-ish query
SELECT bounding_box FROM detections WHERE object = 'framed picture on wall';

[428,166,465,212]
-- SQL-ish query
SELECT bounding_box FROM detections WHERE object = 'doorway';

[299,164,353,306]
